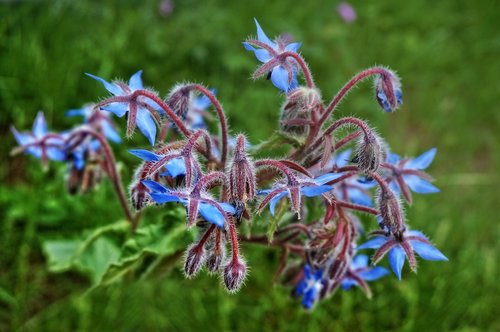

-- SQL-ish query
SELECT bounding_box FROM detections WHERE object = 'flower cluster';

[12,19,447,309]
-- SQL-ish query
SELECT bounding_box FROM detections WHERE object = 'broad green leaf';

[99,207,195,286]
[42,220,129,284]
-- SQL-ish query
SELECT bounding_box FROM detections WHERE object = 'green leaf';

[99,207,195,286]
[250,131,305,153]
[266,200,294,243]
[42,221,129,284]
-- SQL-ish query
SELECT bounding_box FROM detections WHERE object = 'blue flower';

[358,230,448,280]
[294,264,325,309]
[258,173,341,217]
[243,19,301,92]
[128,149,199,184]
[185,89,216,130]
[11,112,66,163]
[142,179,235,228]
[86,70,159,145]
[66,105,121,143]
[384,148,439,203]
[375,70,403,112]
[69,139,101,171]
[341,255,389,292]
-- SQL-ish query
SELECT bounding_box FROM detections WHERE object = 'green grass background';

[0,0,498,331]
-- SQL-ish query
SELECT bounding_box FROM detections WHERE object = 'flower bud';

[129,180,151,211]
[166,84,193,119]
[354,131,384,174]
[206,247,226,273]
[374,69,402,113]
[377,188,405,237]
[279,87,321,135]
[129,164,152,211]
[223,258,247,293]
[228,135,256,205]
[184,244,206,278]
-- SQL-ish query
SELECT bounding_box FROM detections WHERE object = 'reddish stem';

[70,128,137,228]
[336,200,379,215]
[228,221,239,261]
[197,224,216,249]
[278,51,315,89]
[319,67,391,126]
[131,90,191,137]
[188,84,229,166]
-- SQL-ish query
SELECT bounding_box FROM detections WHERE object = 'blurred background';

[0,0,498,331]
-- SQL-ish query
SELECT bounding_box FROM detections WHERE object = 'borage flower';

[384,148,439,204]
[86,70,160,145]
[358,230,448,280]
[294,264,325,310]
[129,149,194,180]
[185,89,216,131]
[11,112,66,165]
[258,172,341,218]
[142,172,235,228]
[341,255,389,297]
[66,105,121,143]
[243,19,301,92]
[374,69,403,113]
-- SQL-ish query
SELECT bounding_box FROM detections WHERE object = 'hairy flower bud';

[166,84,193,119]
[377,188,405,237]
[129,164,152,210]
[223,258,247,293]
[279,87,321,135]
[129,180,151,211]
[354,131,384,174]
[228,135,256,206]
[374,69,403,113]
[206,247,226,273]
[184,244,206,278]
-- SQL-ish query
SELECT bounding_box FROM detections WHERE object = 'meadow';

[0,0,498,331]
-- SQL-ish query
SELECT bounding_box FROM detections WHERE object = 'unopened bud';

[223,258,247,293]
[166,84,192,119]
[228,135,256,206]
[374,69,402,113]
[354,131,384,174]
[206,247,226,273]
[129,179,151,211]
[279,87,321,135]
[377,188,405,237]
[184,244,206,278]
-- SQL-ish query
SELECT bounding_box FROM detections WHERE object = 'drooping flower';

[185,89,216,130]
[384,148,439,204]
[66,105,121,143]
[374,69,403,113]
[86,70,160,145]
[294,264,325,309]
[128,149,192,180]
[341,255,389,296]
[358,230,448,280]
[243,19,301,92]
[11,112,66,164]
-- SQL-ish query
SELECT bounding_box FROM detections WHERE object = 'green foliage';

[42,221,128,284]
[41,207,195,288]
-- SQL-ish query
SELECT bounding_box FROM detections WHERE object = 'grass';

[0,0,498,331]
